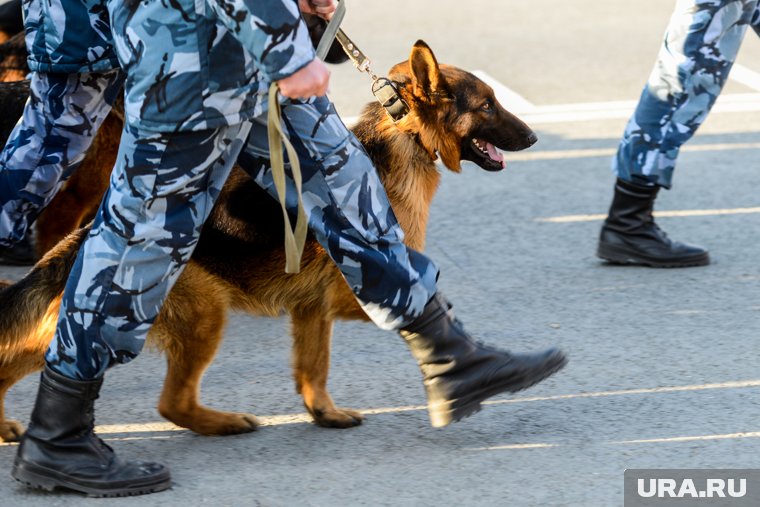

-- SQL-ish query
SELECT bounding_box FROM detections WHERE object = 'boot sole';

[12,458,171,498]
[597,242,710,268]
[427,350,568,428]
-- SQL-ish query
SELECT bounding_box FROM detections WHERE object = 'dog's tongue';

[485,142,505,167]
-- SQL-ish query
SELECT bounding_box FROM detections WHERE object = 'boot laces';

[451,314,502,353]
[84,397,115,456]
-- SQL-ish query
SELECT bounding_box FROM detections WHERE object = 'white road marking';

[506,141,760,163]
[521,93,760,124]
[354,67,760,125]
[469,443,558,451]
[537,206,760,224]
[3,379,756,447]
[612,431,760,445]
[481,379,760,406]
[729,64,760,92]
[467,431,760,452]
[472,70,536,113]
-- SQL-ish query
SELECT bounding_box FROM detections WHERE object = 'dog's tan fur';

[0,41,536,441]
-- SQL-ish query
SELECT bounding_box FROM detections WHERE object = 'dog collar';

[332,26,410,122]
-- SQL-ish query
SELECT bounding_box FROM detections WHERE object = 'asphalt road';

[4,1,760,505]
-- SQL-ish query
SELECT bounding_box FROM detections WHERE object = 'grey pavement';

[4,1,760,506]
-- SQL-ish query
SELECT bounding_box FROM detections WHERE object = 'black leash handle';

[315,0,346,60]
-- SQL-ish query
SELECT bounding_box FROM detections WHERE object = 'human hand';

[277,58,330,99]
[298,0,336,20]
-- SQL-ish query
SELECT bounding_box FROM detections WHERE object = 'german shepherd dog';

[0,41,537,442]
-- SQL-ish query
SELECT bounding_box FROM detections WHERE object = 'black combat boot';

[596,178,709,267]
[399,294,567,427]
[0,235,36,266]
[12,367,171,497]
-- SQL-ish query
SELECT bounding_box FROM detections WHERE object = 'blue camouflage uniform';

[614,0,760,188]
[45,0,439,379]
[0,0,124,246]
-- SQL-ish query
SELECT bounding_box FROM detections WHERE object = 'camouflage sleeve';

[208,0,316,81]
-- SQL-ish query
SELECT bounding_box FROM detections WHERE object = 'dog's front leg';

[156,273,259,436]
[290,308,363,428]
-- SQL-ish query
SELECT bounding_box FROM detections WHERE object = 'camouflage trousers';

[614,0,760,188]
[46,96,438,379]
[0,70,124,246]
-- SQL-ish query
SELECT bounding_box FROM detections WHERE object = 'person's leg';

[239,96,566,427]
[0,70,124,249]
[12,121,251,496]
[599,0,756,267]
[241,97,437,329]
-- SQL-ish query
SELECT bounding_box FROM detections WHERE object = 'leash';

[267,82,308,274]
[317,0,409,121]
[268,0,406,273]
[267,1,347,274]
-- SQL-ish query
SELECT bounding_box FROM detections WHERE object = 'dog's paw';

[0,419,24,442]
[162,406,260,436]
[210,413,260,435]
[195,412,260,436]
[310,407,364,429]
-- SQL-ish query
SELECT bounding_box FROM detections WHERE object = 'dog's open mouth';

[470,138,505,170]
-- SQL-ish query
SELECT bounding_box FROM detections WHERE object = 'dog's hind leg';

[0,372,26,442]
[291,307,363,428]
[0,350,46,442]
[0,290,56,442]
[156,272,259,436]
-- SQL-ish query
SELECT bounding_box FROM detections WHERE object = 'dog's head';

[388,40,536,172]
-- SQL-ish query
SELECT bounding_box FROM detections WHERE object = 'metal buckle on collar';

[371,78,409,123]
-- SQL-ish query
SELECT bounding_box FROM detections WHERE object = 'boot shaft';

[399,293,479,377]
[27,367,102,441]
[597,178,710,267]
[604,178,659,233]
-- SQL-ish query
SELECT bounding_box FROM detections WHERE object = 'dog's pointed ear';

[410,40,443,99]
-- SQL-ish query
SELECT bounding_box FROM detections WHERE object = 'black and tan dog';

[0,41,536,441]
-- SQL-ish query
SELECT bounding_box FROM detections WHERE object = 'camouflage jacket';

[23,0,119,73]
[109,0,315,132]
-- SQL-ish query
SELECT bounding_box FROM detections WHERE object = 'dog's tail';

[0,226,88,353]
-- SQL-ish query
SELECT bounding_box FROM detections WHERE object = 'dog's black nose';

[527,132,538,146]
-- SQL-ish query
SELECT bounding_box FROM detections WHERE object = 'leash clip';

[335,30,378,80]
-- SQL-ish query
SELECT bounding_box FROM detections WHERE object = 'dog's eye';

[481,101,492,112]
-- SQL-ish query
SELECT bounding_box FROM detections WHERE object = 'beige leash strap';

[268,83,308,274]
[267,4,348,273]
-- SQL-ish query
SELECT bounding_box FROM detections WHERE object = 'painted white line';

[343,90,760,126]
[510,147,616,162]
[537,206,760,224]
[521,93,760,124]
[507,141,760,163]
[484,379,760,406]
[472,70,536,114]
[468,443,558,451]
[4,379,754,443]
[5,379,759,447]
[95,412,316,434]
[729,64,760,92]
[466,431,760,452]
[612,431,760,445]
